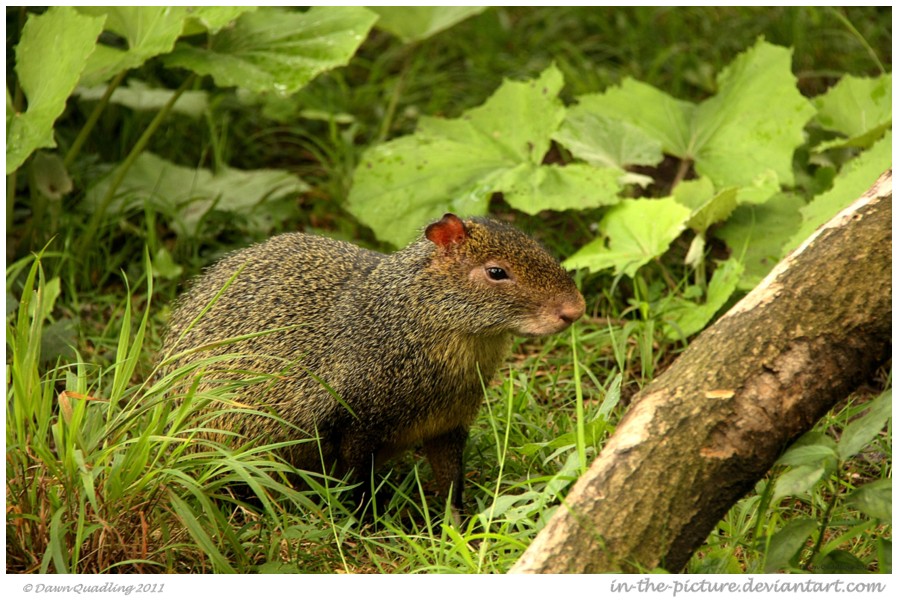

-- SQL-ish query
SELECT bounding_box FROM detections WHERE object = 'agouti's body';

[162,214,585,509]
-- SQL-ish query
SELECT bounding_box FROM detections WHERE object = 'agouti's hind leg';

[423,426,468,514]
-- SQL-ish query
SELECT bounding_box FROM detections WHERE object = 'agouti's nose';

[557,294,586,325]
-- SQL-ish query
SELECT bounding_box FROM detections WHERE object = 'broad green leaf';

[553,109,664,169]
[563,197,691,276]
[7,7,106,174]
[784,131,891,254]
[812,73,892,152]
[672,176,716,213]
[348,65,572,247]
[775,431,838,466]
[418,65,565,164]
[690,188,738,235]
[75,80,208,117]
[715,192,804,290]
[660,258,743,340]
[691,39,815,187]
[574,78,694,157]
[672,176,732,269]
[772,464,827,501]
[764,518,819,573]
[77,7,189,87]
[814,123,891,153]
[165,7,378,95]
[735,170,780,205]
[776,443,839,467]
[183,6,257,34]
[673,176,739,233]
[371,7,486,43]
[573,40,814,189]
[84,152,308,238]
[497,163,621,215]
[838,389,891,461]
[847,479,891,523]
[812,550,870,574]
[348,135,505,246]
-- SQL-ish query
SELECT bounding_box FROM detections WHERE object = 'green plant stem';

[76,74,196,261]
[572,325,587,473]
[804,467,842,569]
[752,475,776,541]
[829,8,886,74]
[377,49,415,144]
[64,70,127,168]
[670,156,693,193]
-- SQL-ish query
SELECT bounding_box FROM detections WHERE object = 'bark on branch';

[511,170,892,574]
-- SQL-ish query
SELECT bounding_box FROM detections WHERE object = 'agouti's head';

[423,213,586,337]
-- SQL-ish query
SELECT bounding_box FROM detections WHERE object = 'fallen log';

[511,170,892,573]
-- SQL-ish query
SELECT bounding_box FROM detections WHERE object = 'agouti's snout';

[557,293,586,326]
[522,290,586,336]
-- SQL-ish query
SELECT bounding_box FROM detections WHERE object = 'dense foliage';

[5,7,891,574]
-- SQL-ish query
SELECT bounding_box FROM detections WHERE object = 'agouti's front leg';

[423,426,468,514]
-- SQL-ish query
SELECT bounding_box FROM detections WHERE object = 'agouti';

[162,213,585,511]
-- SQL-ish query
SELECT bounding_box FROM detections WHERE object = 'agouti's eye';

[486,266,509,281]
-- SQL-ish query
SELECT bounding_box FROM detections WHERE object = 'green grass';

[7,254,888,573]
[6,6,891,573]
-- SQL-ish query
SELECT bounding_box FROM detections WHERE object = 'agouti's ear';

[425,213,469,248]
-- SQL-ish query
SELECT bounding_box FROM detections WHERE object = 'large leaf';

[691,38,815,187]
[784,131,891,254]
[84,152,308,238]
[417,65,565,165]
[714,192,804,290]
[183,6,258,34]
[371,7,486,43]
[6,7,106,174]
[812,73,892,152]
[812,550,870,574]
[563,197,691,276]
[349,65,622,247]
[776,442,838,467]
[496,163,621,215]
[837,389,891,461]
[349,134,509,246]
[165,7,378,95]
[772,464,828,501]
[553,104,664,170]
[764,518,819,573]
[673,176,739,234]
[847,479,892,523]
[573,39,815,189]
[574,79,694,157]
[76,7,189,87]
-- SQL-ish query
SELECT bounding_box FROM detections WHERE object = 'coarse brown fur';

[161,214,585,510]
